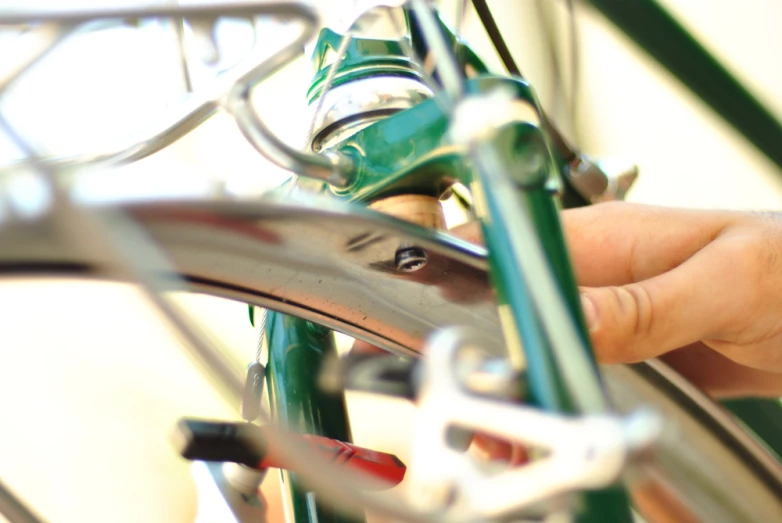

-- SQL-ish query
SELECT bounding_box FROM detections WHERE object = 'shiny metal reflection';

[0,194,780,522]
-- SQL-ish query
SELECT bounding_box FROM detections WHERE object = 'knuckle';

[718,235,767,296]
[589,284,653,363]
[722,219,782,278]
[623,283,654,337]
[713,228,782,338]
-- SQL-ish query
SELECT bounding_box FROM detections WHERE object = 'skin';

[349,203,782,521]
[566,202,782,397]
[440,202,782,520]
[449,201,782,398]
[352,201,782,476]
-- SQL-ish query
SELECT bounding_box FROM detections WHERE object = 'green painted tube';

[265,312,364,523]
[469,123,633,522]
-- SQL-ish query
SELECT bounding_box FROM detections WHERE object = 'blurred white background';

[0,1,781,521]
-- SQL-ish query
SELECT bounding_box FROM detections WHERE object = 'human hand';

[435,202,782,398]
[564,202,782,397]
[356,202,782,397]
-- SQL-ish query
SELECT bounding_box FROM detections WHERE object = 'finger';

[447,204,734,287]
[562,202,734,287]
[581,238,742,362]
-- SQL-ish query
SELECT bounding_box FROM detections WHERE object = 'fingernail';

[580,293,597,330]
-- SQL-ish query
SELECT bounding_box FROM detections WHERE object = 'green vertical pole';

[469,124,633,522]
[265,311,364,523]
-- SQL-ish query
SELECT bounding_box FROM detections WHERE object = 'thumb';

[580,285,661,363]
[580,284,684,364]
[579,249,731,363]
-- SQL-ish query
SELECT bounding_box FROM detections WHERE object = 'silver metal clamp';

[407,327,662,520]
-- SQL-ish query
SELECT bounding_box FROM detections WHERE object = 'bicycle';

[0,1,781,522]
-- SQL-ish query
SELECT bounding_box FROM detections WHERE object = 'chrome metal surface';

[0,23,75,93]
[395,246,428,272]
[450,89,541,145]
[599,158,640,202]
[191,461,268,523]
[608,364,782,522]
[0,2,346,187]
[407,327,657,519]
[644,357,782,478]
[229,90,354,187]
[306,29,353,155]
[565,156,608,199]
[308,76,433,152]
[460,356,523,400]
[0,3,305,25]
[409,0,463,104]
[0,194,498,357]
[566,155,639,203]
[223,463,268,497]
[0,195,781,521]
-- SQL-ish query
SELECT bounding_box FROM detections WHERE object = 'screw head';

[395,247,428,272]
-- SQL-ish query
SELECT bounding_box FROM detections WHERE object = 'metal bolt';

[395,246,428,272]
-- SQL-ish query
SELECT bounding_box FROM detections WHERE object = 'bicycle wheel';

[1,195,780,522]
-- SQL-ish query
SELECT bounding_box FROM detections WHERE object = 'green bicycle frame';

[265,312,361,523]
[263,2,782,522]
[267,5,631,521]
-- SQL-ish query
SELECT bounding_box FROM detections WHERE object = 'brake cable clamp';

[407,327,663,519]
